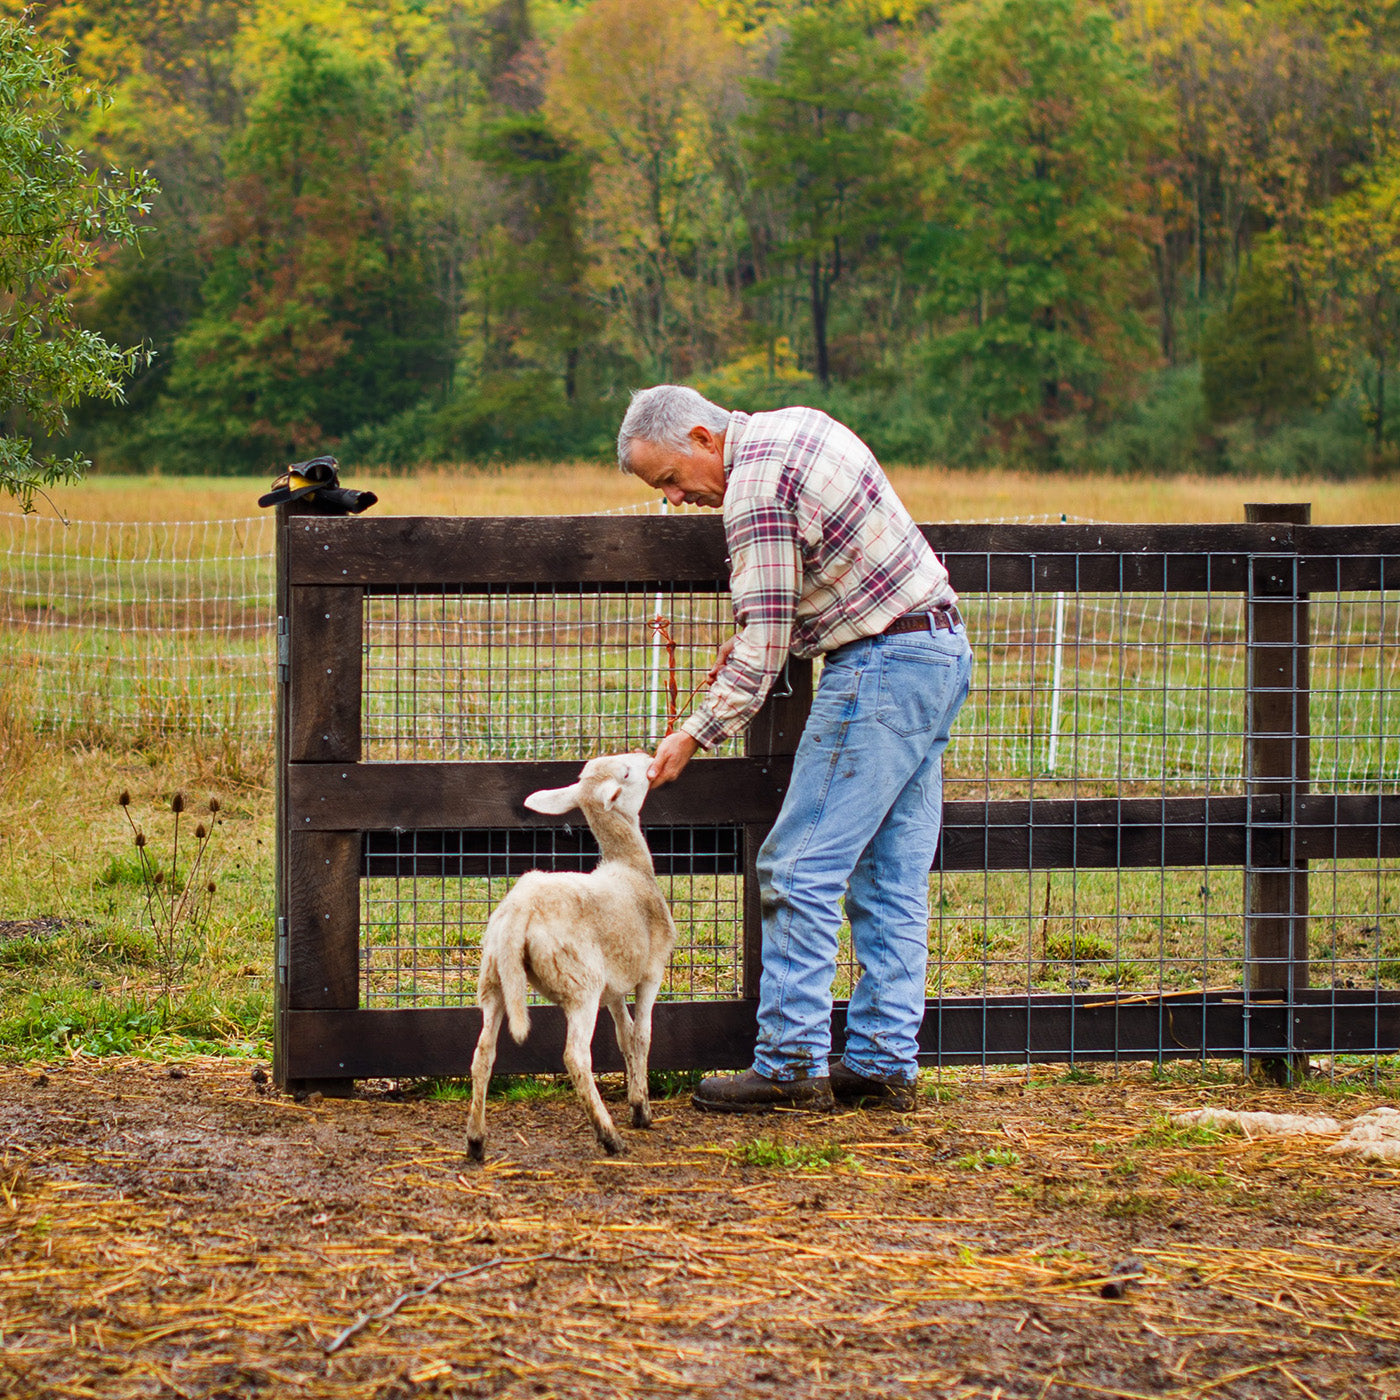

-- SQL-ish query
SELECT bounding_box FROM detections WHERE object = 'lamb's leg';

[563,999,623,1155]
[627,979,660,1129]
[605,995,648,1130]
[466,986,505,1161]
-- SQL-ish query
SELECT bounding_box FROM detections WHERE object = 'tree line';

[11,0,1400,476]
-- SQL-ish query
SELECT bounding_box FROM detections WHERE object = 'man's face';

[627,426,726,509]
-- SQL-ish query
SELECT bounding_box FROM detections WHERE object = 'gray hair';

[617,385,731,472]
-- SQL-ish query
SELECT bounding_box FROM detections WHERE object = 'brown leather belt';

[880,604,963,636]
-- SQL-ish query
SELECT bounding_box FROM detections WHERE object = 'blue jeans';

[753,623,972,1084]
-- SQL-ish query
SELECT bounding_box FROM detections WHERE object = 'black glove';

[258,455,378,515]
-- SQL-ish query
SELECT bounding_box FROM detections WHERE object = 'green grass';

[954,1147,1022,1170]
[400,1070,702,1101]
[0,738,274,1065]
[1163,1167,1228,1190]
[1043,929,1115,963]
[1130,1118,1225,1149]
[406,1075,573,1103]
[0,991,268,1061]
[1058,1066,1103,1085]
[922,1080,961,1103]
[648,1067,706,1097]
[729,1138,856,1171]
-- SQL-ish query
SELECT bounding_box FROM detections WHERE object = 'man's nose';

[663,485,686,506]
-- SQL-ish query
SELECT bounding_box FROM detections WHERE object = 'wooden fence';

[273,504,1400,1093]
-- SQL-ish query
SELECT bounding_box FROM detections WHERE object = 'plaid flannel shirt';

[681,407,956,751]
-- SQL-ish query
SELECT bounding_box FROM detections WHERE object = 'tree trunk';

[1155,239,1177,365]
[1040,305,1060,418]
[1376,351,1387,454]
[811,257,830,388]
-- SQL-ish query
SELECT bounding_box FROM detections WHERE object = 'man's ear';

[689,424,718,453]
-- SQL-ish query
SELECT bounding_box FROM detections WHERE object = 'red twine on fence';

[651,615,680,733]
[650,615,711,737]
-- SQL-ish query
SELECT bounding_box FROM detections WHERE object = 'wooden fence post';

[274,506,364,1097]
[273,505,291,1090]
[1243,502,1311,1084]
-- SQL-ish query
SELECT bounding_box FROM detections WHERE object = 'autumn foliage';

[7,0,1398,474]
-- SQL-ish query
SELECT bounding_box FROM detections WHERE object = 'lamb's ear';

[523,782,582,815]
[597,779,624,809]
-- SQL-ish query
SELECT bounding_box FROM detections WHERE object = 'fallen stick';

[322,1251,570,1354]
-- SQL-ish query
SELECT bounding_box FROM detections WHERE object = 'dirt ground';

[2,1059,1399,1400]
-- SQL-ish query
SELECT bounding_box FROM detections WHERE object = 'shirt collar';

[722,411,749,481]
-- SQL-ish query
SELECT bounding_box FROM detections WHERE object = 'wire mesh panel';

[925,867,1248,997]
[359,826,743,1008]
[352,565,1400,1048]
[362,585,742,760]
[953,589,1249,796]
[1310,859,1400,990]
[1312,592,1400,794]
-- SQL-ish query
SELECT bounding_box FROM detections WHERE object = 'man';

[618,384,972,1113]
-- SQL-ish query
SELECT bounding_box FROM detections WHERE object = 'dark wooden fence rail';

[274,506,1400,1093]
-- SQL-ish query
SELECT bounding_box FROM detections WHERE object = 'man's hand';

[707,634,738,684]
[648,730,699,788]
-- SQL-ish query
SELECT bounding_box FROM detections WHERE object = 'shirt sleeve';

[680,496,801,749]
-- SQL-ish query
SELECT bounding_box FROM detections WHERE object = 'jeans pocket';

[875,645,957,737]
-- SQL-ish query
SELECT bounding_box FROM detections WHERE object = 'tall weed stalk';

[118,789,221,1005]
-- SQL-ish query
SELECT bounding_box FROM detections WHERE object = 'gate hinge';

[276,915,288,981]
[277,615,290,683]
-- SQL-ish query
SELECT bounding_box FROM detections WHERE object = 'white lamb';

[466,752,678,1160]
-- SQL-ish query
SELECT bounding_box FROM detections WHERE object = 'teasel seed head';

[171,792,185,814]
[208,797,220,814]
[118,790,130,807]
[153,869,165,885]
[195,824,207,840]
[207,881,217,894]
[134,832,147,849]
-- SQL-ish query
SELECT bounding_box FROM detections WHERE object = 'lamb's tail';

[484,907,533,1045]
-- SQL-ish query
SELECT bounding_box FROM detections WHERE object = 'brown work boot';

[830,1061,917,1111]
[691,1068,833,1114]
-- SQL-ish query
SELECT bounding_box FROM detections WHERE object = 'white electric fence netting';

[2,509,1395,797]
[0,513,275,741]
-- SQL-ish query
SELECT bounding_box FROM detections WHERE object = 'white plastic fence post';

[648,500,668,743]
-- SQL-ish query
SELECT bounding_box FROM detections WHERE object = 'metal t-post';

[1243,502,1311,1084]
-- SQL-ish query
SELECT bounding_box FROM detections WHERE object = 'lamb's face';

[524,752,653,819]
[585,752,652,819]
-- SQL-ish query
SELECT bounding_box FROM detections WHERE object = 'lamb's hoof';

[601,1132,626,1156]
[630,1103,652,1130]
[467,1137,485,1162]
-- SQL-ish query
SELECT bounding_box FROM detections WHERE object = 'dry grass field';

[29,462,1400,524]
